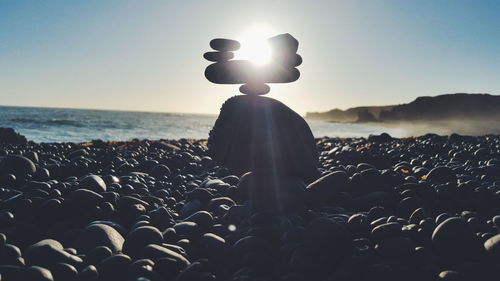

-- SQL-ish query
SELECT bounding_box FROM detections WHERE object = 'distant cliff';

[305,105,396,122]
[305,93,500,123]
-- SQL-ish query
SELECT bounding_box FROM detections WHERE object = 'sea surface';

[0,106,410,143]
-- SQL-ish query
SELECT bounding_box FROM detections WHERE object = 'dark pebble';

[73,223,124,254]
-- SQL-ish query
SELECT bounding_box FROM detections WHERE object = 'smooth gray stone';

[268,33,298,54]
[98,254,131,281]
[272,53,302,67]
[182,211,213,229]
[210,38,241,51]
[432,217,484,261]
[239,172,307,214]
[73,223,124,254]
[70,189,103,205]
[267,34,301,67]
[239,83,270,95]
[173,221,201,239]
[140,244,190,266]
[0,155,36,177]
[25,266,54,281]
[79,175,106,193]
[306,171,349,206]
[203,51,234,62]
[123,226,163,258]
[484,234,500,259]
[426,166,457,184]
[25,240,82,267]
[50,263,78,281]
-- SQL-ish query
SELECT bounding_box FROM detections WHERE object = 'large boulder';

[208,95,318,180]
[0,128,27,144]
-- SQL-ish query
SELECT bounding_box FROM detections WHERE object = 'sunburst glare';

[234,24,277,65]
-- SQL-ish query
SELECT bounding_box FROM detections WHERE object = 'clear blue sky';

[1,0,499,114]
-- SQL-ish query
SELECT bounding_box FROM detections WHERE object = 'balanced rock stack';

[204,34,302,95]
[204,34,318,214]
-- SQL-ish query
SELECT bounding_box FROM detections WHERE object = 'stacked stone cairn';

[203,34,318,215]
[204,34,302,95]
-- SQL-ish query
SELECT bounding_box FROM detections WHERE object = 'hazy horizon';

[2,92,499,116]
[2,0,500,115]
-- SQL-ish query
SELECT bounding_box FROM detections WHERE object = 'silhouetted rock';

[239,83,270,95]
[356,110,377,122]
[50,263,78,281]
[0,244,23,266]
[123,226,163,258]
[426,166,457,184]
[79,175,107,193]
[205,60,300,84]
[306,105,395,122]
[25,239,82,267]
[203,51,234,62]
[238,172,306,214]
[301,217,352,273]
[0,154,36,178]
[98,254,131,281]
[368,132,393,143]
[25,266,54,281]
[379,93,500,121]
[204,34,301,89]
[209,38,241,52]
[269,33,297,52]
[268,33,300,66]
[73,223,124,254]
[0,128,27,144]
[208,95,318,180]
[432,217,484,261]
[306,93,500,126]
[306,171,349,206]
[140,244,190,265]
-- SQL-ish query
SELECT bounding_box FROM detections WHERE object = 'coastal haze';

[306,93,500,136]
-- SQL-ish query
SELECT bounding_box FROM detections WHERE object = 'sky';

[1,0,499,115]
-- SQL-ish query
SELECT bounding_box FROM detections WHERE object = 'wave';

[10,118,84,127]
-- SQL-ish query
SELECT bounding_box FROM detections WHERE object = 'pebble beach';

[0,133,499,281]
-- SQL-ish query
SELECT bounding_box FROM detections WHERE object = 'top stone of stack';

[203,33,302,95]
[209,38,241,52]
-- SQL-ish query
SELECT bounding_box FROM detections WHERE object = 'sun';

[234,24,277,65]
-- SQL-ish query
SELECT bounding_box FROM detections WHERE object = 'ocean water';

[0,106,409,143]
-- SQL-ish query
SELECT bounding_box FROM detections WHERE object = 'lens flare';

[235,24,277,65]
